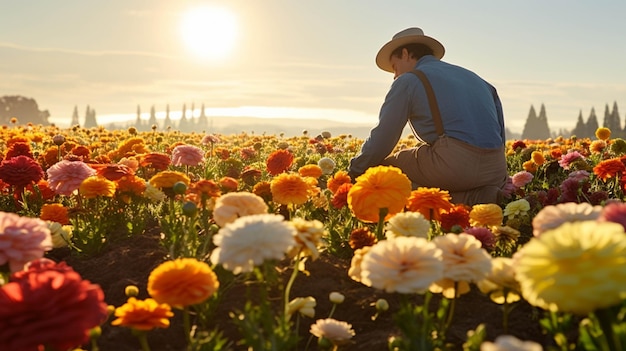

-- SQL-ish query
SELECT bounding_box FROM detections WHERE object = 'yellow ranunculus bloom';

[595,127,611,141]
[469,204,503,227]
[79,176,116,198]
[148,258,219,308]
[148,171,190,189]
[111,297,173,331]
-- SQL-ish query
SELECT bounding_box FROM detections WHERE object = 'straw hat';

[375,27,445,72]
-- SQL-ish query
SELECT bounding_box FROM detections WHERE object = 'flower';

[0,212,52,272]
[590,140,607,154]
[439,204,471,232]
[476,257,521,304]
[558,151,584,170]
[111,297,174,331]
[480,335,543,351]
[270,173,312,205]
[171,144,205,166]
[91,163,134,181]
[469,204,503,227]
[317,157,336,175]
[218,176,239,192]
[503,199,530,219]
[598,201,626,231]
[46,160,96,196]
[348,246,370,283]
[201,134,220,145]
[213,192,268,227]
[406,187,453,221]
[147,258,219,308]
[252,181,272,202]
[531,202,602,236]
[522,160,537,173]
[266,149,294,175]
[0,155,44,190]
[79,176,117,198]
[430,234,493,298]
[326,170,352,193]
[0,259,108,351]
[289,218,325,260]
[286,296,316,319]
[331,182,352,209]
[329,292,345,304]
[348,227,377,250]
[348,166,411,223]
[139,152,171,170]
[357,236,444,293]
[210,214,296,274]
[310,318,355,346]
[116,174,147,197]
[40,203,70,225]
[463,227,496,251]
[48,221,73,248]
[593,157,626,182]
[143,181,166,202]
[511,171,534,188]
[384,211,430,239]
[148,170,190,189]
[595,127,612,141]
[298,164,323,178]
[513,220,626,314]
[530,151,545,166]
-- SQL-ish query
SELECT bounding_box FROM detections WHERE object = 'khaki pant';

[381,136,508,206]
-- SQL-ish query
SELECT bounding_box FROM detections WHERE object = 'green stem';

[594,307,621,351]
[375,207,388,241]
[442,281,459,340]
[134,330,151,351]
[283,255,302,321]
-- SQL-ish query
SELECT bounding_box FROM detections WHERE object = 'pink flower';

[0,259,108,351]
[46,160,96,196]
[511,171,533,188]
[171,145,205,167]
[0,211,52,272]
[598,202,626,231]
[201,134,220,145]
[558,151,584,170]
[463,226,496,251]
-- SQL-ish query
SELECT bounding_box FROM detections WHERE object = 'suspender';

[411,70,445,137]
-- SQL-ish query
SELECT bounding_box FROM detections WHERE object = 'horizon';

[2,1,626,134]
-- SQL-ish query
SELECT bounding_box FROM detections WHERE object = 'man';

[348,27,507,206]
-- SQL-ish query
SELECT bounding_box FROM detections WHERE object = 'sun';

[180,6,238,60]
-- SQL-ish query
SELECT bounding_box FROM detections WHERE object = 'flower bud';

[125,285,139,297]
[182,201,198,217]
[52,134,65,146]
[375,298,389,312]
[172,181,187,195]
[329,292,345,304]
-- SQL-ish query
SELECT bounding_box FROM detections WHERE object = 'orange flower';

[79,176,116,198]
[593,158,626,182]
[270,173,311,205]
[188,179,221,199]
[349,227,377,250]
[331,183,352,209]
[40,203,70,225]
[139,152,171,171]
[111,297,173,331]
[469,204,503,227]
[219,176,239,192]
[91,163,134,181]
[589,140,607,154]
[148,171,190,189]
[147,258,219,308]
[326,170,352,193]
[298,164,323,179]
[252,181,272,202]
[522,160,538,173]
[266,149,294,175]
[439,204,471,232]
[530,151,545,166]
[115,175,147,196]
[407,187,453,221]
[109,137,149,161]
[347,166,411,223]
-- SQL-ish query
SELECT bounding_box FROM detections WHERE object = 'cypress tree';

[71,105,80,127]
[586,108,599,139]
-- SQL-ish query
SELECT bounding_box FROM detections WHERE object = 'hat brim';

[375,35,445,72]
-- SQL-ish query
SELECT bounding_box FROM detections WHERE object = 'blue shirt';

[348,55,505,177]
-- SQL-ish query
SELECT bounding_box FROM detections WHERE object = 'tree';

[0,95,50,125]
[521,104,550,140]
[84,106,98,128]
[163,104,173,129]
[179,103,188,131]
[585,108,599,139]
[71,105,80,126]
[571,110,587,138]
[148,105,158,129]
[198,103,208,131]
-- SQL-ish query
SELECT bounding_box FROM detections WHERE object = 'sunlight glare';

[180,6,238,60]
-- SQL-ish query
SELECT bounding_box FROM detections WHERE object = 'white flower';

[476,257,522,304]
[47,221,73,249]
[143,181,166,202]
[286,296,316,319]
[430,233,493,298]
[210,214,296,274]
[481,335,543,351]
[348,246,370,283]
[310,318,355,346]
[532,202,602,236]
[288,218,325,260]
[503,199,530,219]
[385,211,430,239]
[329,292,345,304]
[359,237,444,294]
[317,157,336,175]
[212,192,268,227]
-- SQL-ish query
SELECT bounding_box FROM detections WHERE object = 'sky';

[1,0,626,135]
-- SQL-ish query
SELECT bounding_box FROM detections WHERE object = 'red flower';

[0,259,108,351]
[4,142,33,160]
[439,204,471,232]
[91,163,135,181]
[266,149,294,175]
[139,152,171,171]
[0,155,45,190]
[331,183,352,209]
[593,158,626,182]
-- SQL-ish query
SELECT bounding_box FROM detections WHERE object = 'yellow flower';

[530,151,545,165]
[111,297,173,331]
[286,296,316,319]
[148,171,190,189]
[476,257,522,304]
[270,173,311,205]
[522,160,538,173]
[148,258,219,308]
[79,176,116,198]
[503,199,530,219]
[288,218,326,261]
[513,221,626,314]
[47,221,73,248]
[212,192,268,227]
[469,204,503,227]
[595,127,611,141]
[298,164,323,179]
[347,166,411,223]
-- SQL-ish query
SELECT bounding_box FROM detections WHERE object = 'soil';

[47,228,550,351]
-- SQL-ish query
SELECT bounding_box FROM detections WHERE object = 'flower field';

[0,122,625,351]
